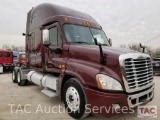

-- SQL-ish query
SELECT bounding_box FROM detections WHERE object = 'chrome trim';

[20,69,32,80]
[119,53,154,93]
[128,85,154,107]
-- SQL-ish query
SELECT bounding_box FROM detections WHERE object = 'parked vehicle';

[0,49,13,73]
[12,51,18,66]
[12,3,154,119]
[17,52,26,66]
[152,58,160,74]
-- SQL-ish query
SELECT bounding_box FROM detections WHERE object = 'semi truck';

[17,52,26,67]
[0,49,13,73]
[13,51,18,66]
[12,3,154,119]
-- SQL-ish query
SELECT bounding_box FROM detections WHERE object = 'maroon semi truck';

[12,3,154,119]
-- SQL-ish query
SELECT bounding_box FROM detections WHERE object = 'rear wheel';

[62,78,90,119]
[12,69,17,83]
[17,70,27,86]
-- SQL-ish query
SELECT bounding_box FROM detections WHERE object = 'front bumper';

[128,85,154,107]
[84,86,154,117]
[3,63,13,67]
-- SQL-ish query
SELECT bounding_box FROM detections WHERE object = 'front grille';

[124,57,153,89]
[119,53,154,93]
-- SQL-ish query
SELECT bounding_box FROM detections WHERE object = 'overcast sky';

[0,0,160,48]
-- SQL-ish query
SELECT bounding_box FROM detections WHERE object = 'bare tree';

[128,43,141,52]
[2,44,25,52]
[2,44,10,50]
[120,43,160,58]
[120,44,127,48]
[154,48,160,58]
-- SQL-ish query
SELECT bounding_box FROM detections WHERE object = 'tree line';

[2,43,159,58]
[2,44,25,52]
[120,43,160,58]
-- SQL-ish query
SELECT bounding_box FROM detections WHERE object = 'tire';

[12,69,17,83]
[17,70,27,86]
[62,78,90,119]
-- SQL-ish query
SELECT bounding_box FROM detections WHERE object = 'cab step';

[41,88,59,98]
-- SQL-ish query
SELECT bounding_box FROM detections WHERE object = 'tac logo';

[137,106,157,118]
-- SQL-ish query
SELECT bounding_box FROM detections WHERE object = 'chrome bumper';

[128,85,154,107]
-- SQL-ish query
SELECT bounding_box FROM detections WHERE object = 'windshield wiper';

[69,41,90,44]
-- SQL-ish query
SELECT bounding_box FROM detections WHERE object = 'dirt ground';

[0,73,159,120]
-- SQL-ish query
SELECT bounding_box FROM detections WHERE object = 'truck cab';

[12,3,154,119]
[12,51,18,66]
[17,52,26,66]
[0,49,13,73]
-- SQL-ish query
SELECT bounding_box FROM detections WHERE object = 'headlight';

[96,74,123,91]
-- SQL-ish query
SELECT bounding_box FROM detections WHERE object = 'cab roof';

[29,3,100,30]
[0,49,11,52]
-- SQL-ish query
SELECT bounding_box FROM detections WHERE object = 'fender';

[62,59,123,89]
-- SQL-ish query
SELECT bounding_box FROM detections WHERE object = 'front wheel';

[62,78,90,119]
[17,70,27,86]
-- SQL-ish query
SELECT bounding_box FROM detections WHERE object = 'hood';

[69,45,137,63]
[68,45,138,87]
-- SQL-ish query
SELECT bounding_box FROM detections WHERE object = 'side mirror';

[22,33,26,36]
[108,38,112,46]
[140,43,146,48]
[43,29,50,46]
[140,43,146,53]
[94,38,106,65]
[94,38,104,45]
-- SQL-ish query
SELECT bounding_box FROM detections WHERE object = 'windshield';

[0,52,2,57]
[4,52,10,57]
[63,24,110,46]
[20,54,26,59]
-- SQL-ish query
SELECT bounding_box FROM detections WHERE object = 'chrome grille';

[119,53,154,93]
[124,57,153,89]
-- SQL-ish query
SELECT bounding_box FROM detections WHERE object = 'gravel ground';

[0,73,159,120]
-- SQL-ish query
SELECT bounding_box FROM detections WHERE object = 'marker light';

[90,22,92,26]
[64,17,68,22]
[82,20,85,25]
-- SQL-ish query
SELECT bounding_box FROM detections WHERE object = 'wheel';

[62,78,90,119]
[12,69,17,83]
[17,70,27,86]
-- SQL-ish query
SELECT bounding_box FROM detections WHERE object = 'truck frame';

[12,3,154,119]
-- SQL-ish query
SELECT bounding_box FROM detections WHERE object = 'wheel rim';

[12,71,15,80]
[17,72,20,83]
[66,86,80,112]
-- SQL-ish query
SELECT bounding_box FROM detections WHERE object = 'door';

[45,22,63,73]
[28,33,36,67]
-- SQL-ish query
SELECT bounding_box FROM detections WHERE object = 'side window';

[4,52,10,57]
[0,52,2,57]
[49,27,61,46]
